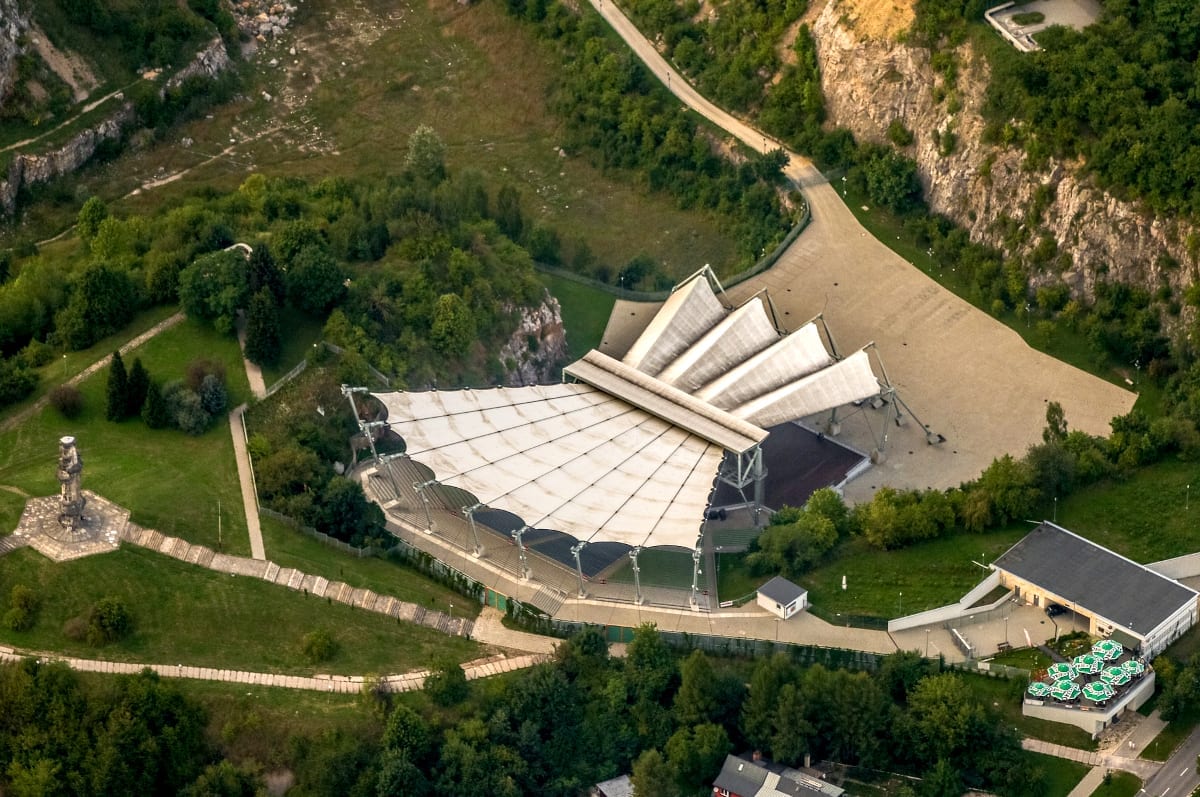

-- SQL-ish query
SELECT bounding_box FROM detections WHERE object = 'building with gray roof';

[992,521,1199,658]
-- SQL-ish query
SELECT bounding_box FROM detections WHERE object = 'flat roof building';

[992,522,1199,658]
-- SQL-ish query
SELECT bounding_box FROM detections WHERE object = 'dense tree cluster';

[271,626,1045,797]
[52,0,236,71]
[245,360,386,548]
[0,659,258,796]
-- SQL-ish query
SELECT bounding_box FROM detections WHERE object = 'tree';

[106,351,129,422]
[180,761,262,797]
[244,289,282,367]
[86,597,131,645]
[198,373,228,416]
[126,357,150,417]
[673,649,743,728]
[406,125,447,183]
[49,385,84,419]
[286,244,346,316]
[248,243,285,304]
[77,196,109,243]
[664,724,730,793]
[162,381,212,436]
[496,184,525,240]
[0,358,37,408]
[142,380,170,429]
[317,477,384,546]
[1044,400,1069,443]
[425,657,468,706]
[178,250,249,334]
[430,293,475,357]
[630,748,679,797]
[56,263,138,350]
[301,629,338,663]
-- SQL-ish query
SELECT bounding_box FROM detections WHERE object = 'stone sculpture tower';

[57,435,85,528]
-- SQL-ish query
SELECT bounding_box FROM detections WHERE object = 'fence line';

[263,359,308,398]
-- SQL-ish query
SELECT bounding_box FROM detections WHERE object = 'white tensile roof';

[376,272,883,549]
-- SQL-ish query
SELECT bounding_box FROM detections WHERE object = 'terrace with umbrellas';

[1025,637,1150,710]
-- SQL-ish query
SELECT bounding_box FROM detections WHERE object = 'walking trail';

[1020,708,1166,791]
[0,642,549,694]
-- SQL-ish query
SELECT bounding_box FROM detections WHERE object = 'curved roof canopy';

[376,272,883,549]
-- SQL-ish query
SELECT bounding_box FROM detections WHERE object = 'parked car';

[1045,602,1067,617]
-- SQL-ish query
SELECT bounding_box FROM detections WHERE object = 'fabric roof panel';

[656,297,780,393]
[696,322,833,409]
[622,274,728,376]
[731,349,881,428]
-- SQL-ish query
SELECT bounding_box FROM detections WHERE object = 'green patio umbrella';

[1047,662,1076,681]
[1073,653,1102,674]
[1122,660,1146,676]
[1027,681,1051,697]
[1100,666,1131,687]
[1050,681,1081,700]
[1093,639,1124,661]
[1082,681,1115,701]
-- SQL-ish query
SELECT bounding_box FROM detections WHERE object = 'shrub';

[63,616,88,641]
[184,358,226,392]
[424,657,468,706]
[85,597,131,646]
[4,586,37,631]
[3,607,31,631]
[301,629,338,663]
[49,384,84,419]
[887,119,914,147]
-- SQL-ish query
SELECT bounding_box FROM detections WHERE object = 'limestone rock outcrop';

[498,292,569,386]
[810,1,1195,301]
[0,0,31,108]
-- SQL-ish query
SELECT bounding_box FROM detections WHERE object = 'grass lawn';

[716,552,768,603]
[607,548,707,590]
[1141,706,1199,761]
[796,529,1025,621]
[988,646,1052,671]
[259,515,480,620]
[260,306,326,388]
[1088,771,1141,797]
[538,273,616,360]
[0,546,479,675]
[1021,750,1090,797]
[1054,459,1200,563]
[0,304,180,423]
[0,489,25,535]
[0,319,253,555]
[958,671,1098,750]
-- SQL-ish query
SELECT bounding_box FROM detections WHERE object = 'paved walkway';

[0,312,186,433]
[236,322,268,400]
[0,643,549,694]
[1020,708,1167,793]
[588,0,1135,497]
[228,405,266,560]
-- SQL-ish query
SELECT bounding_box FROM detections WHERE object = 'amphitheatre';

[351,1,1137,638]
[355,0,1136,621]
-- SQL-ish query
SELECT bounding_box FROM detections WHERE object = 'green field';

[260,306,327,388]
[258,515,479,620]
[799,529,1024,621]
[1054,460,1200,563]
[0,546,478,675]
[1088,771,1142,797]
[38,0,739,283]
[1022,751,1090,796]
[537,273,617,360]
[0,490,25,535]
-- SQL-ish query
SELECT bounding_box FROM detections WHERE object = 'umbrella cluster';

[1025,640,1146,706]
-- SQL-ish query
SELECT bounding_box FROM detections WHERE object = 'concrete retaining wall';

[888,570,1004,632]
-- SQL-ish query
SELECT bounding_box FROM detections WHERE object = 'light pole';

[1004,615,1009,644]
[1187,484,1191,511]
[926,628,930,657]
[898,591,903,617]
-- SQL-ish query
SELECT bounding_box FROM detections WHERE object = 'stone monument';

[57,435,85,528]
[9,436,125,561]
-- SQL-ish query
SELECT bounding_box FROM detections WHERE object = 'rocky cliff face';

[499,293,569,386]
[0,37,231,216]
[810,1,1195,301]
[0,0,31,108]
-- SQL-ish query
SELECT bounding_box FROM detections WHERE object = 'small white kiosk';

[757,576,808,620]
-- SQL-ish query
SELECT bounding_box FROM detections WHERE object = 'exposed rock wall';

[499,293,569,386]
[0,0,31,108]
[0,37,231,216]
[0,106,135,214]
[810,0,1196,301]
